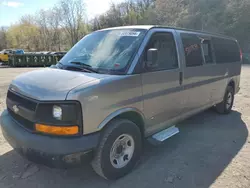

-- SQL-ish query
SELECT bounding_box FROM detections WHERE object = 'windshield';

[59,29,147,74]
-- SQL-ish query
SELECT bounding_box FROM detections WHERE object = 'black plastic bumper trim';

[0,110,100,167]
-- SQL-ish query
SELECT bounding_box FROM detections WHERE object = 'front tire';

[91,119,142,180]
[215,86,234,114]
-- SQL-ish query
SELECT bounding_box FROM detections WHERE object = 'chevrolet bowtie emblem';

[12,105,19,114]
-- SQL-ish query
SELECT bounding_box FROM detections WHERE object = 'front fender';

[97,107,145,130]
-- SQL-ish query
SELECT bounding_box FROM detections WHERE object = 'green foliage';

[6,20,40,51]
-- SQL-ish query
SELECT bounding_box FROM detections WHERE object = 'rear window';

[212,38,240,63]
[181,33,203,67]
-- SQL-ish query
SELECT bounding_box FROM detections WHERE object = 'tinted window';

[202,40,213,64]
[181,33,203,67]
[144,32,178,71]
[212,37,240,63]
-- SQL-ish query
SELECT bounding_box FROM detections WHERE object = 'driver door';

[140,30,184,135]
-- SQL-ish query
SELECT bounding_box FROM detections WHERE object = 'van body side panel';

[234,75,241,94]
[176,31,218,113]
[176,30,242,114]
[142,70,183,134]
[212,62,241,102]
[130,28,184,135]
[180,66,217,113]
[202,64,227,104]
[67,75,143,135]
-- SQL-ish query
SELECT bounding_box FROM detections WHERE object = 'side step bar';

[150,126,179,143]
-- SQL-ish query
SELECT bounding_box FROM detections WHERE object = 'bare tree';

[0,27,8,50]
[48,6,63,51]
[36,9,53,50]
[58,0,86,46]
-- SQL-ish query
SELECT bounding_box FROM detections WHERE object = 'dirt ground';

[0,66,250,188]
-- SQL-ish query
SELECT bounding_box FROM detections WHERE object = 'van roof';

[100,25,236,41]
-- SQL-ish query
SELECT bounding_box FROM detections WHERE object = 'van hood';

[9,68,109,100]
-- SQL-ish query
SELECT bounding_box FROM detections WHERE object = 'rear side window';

[181,33,203,67]
[212,38,240,63]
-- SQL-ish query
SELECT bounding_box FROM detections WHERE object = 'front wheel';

[215,86,234,114]
[91,119,142,180]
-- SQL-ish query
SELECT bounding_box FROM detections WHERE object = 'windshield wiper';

[69,61,99,73]
[71,61,91,67]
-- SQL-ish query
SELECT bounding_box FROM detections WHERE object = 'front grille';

[7,91,37,111]
[8,108,35,131]
[7,91,37,131]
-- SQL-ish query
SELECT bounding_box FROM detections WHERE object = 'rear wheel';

[91,119,142,180]
[215,86,234,114]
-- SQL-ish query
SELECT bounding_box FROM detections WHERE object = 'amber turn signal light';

[35,124,79,136]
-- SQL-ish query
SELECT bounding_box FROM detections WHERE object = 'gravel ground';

[0,66,250,188]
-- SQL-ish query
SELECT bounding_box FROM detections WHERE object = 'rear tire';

[215,86,234,114]
[91,119,142,180]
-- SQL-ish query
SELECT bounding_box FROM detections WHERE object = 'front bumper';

[0,110,100,168]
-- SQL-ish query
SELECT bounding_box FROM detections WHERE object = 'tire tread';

[215,86,234,114]
[91,119,140,179]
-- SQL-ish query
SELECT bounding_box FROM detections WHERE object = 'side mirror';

[146,48,158,68]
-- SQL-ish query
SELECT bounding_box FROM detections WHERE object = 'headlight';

[35,101,83,136]
[53,105,62,120]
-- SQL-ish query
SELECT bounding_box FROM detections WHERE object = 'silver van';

[0,26,242,180]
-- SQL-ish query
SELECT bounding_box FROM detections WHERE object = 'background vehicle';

[0,50,8,63]
[0,26,242,180]
[0,49,25,63]
[15,49,25,55]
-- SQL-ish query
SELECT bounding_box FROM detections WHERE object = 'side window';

[201,40,214,64]
[181,33,203,67]
[212,37,240,63]
[144,32,178,71]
